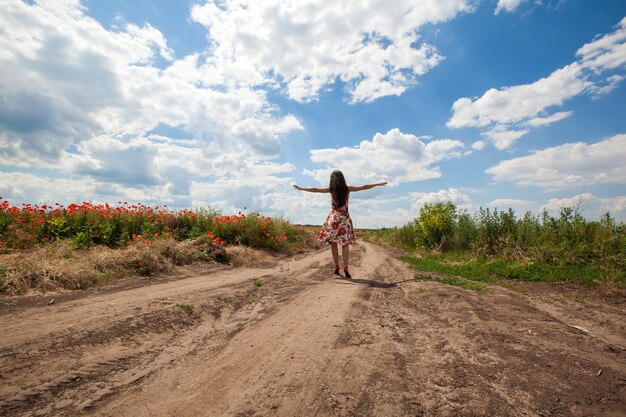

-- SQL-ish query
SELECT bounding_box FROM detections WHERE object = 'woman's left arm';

[348,182,388,192]
[293,185,330,193]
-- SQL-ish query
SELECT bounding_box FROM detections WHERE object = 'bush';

[414,202,457,251]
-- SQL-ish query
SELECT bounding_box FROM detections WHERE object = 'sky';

[1,0,625,228]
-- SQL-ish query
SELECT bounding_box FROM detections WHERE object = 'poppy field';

[0,197,308,252]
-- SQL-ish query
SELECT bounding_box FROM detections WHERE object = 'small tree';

[414,202,457,251]
[453,210,477,250]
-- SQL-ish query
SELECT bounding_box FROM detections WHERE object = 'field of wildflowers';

[0,197,305,253]
[0,197,320,293]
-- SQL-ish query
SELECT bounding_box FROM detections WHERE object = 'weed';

[253,279,264,287]
[562,292,589,303]
[216,294,234,304]
[73,231,92,250]
[245,294,259,304]
[176,303,194,314]
[414,272,486,293]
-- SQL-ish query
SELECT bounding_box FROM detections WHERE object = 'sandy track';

[1,242,624,416]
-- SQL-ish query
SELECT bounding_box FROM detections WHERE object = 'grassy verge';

[399,252,624,286]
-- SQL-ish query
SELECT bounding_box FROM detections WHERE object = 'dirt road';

[1,242,624,416]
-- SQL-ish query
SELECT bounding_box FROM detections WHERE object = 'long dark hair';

[329,170,349,208]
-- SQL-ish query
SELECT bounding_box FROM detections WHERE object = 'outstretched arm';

[348,181,388,192]
[293,184,330,193]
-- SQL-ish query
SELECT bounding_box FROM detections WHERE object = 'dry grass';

[0,238,229,295]
[0,226,321,295]
[225,245,279,267]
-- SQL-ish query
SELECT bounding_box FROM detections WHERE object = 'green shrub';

[73,231,92,250]
[414,202,457,250]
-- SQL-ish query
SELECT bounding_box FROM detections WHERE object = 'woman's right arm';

[293,185,330,193]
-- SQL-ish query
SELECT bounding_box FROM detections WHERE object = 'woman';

[293,170,387,278]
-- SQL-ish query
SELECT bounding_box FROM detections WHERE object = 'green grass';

[415,272,486,292]
[252,279,264,287]
[175,303,194,314]
[399,252,612,285]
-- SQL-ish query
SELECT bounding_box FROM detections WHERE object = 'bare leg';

[342,245,351,278]
[330,243,339,268]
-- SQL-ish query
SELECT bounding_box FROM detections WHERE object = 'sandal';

[334,265,342,276]
[343,267,352,279]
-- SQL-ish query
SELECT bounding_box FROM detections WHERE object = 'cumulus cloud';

[488,198,533,207]
[410,188,474,213]
[303,129,464,185]
[471,140,486,150]
[190,174,293,214]
[0,171,175,206]
[448,63,588,148]
[540,193,626,222]
[482,128,530,150]
[448,18,626,149]
[190,0,476,103]
[576,17,626,72]
[487,198,535,214]
[0,0,302,169]
[486,134,626,188]
[353,208,412,229]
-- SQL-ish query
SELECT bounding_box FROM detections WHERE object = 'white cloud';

[0,0,303,169]
[576,17,626,72]
[0,171,175,206]
[471,140,486,150]
[125,23,175,61]
[494,0,526,15]
[410,188,474,213]
[588,74,625,97]
[482,127,529,150]
[448,63,587,148]
[488,198,533,207]
[486,134,626,188]
[353,208,412,229]
[190,175,292,214]
[448,64,587,129]
[525,111,574,127]
[190,0,476,103]
[304,128,465,185]
[540,193,626,222]
[448,18,626,148]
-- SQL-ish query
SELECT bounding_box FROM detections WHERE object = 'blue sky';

[1,0,625,227]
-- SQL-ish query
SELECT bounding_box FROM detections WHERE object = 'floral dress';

[318,196,356,246]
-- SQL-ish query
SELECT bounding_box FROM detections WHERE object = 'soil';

[1,241,624,417]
